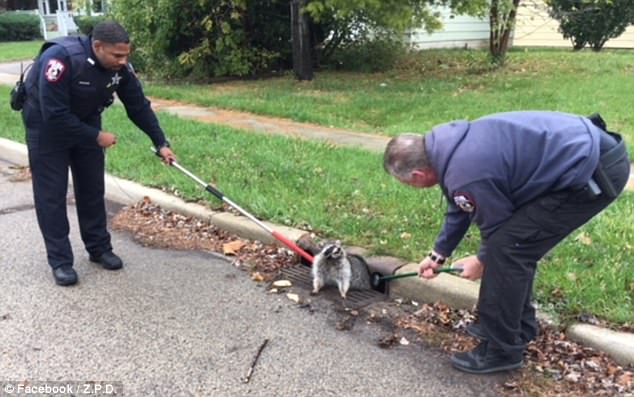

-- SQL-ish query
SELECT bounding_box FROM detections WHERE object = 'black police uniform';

[21,35,169,270]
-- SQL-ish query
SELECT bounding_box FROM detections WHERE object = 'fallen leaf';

[273,280,292,288]
[223,240,246,255]
[286,293,300,303]
[575,232,592,245]
[251,272,265,282]
[618,372,633,387]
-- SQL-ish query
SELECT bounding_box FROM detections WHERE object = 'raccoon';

[311,241,371,299]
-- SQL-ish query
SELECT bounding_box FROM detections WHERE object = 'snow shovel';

[152,150,315,264]
[370,268,463,289]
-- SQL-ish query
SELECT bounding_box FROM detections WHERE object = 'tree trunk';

[290,0,313,81]
[489,0,521,63]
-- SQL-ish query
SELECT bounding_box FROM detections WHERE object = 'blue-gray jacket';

[424,111,602,260]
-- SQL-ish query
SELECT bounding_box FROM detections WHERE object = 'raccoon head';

[321,240,345,260]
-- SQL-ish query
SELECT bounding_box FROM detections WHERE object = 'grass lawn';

[0,40,43,62]
[0,83,631,326]
[145,48,634,151]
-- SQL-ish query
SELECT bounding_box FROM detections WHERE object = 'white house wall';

[408,7,490,49]
[514,0,634,48]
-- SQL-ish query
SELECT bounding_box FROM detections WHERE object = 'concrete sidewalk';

[1,61,633,367]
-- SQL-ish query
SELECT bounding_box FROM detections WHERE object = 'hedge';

[0,12,41,42]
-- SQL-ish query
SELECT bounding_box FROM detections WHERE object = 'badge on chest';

[106,72,121,89]
[453,192,476,213]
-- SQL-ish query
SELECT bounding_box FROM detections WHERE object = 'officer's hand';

[418,255,440,280]
[159,147,176,165]
[452,255,484,281]
[97,131,117,148]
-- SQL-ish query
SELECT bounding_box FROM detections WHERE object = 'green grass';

[1,84,632,326]
[145,48,634,150]
[0,40,43,62]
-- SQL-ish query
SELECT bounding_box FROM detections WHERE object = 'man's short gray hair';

[383,133,431,179]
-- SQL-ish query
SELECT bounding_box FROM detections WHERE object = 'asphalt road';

[0,158,506,396]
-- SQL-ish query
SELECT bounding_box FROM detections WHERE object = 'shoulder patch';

[44,58,66,82]
[453,192,476,213]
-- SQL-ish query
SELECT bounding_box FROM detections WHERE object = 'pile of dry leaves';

[112,199,633,396]
[395,301,633,396]
[111,197,298,276]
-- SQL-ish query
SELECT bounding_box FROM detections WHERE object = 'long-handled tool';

[370,268,463,289]
[153,151,314,264]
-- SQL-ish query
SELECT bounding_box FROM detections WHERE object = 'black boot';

[451,341,523,374]
[52,265,78,286]
[90,251,123,270]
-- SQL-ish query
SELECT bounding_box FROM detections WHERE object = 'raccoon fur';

[311,241,371,299]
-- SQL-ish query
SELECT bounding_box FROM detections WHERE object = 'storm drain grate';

[280,264,386,309]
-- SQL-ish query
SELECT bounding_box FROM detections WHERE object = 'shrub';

[74,15,108,35]
[327,37,408,73]
[547,0,634,51]
[111,0,288,79]
[0,12,42,42]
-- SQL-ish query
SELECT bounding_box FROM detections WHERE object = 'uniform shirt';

[22,35,168,151]
[424,111,602,260]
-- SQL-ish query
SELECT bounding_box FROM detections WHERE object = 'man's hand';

[418,254,441,279]
[452,255,484,281]
[97,131,117,148]
[158,146,176,165]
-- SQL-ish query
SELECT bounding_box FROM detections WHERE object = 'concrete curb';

[3,137,632,366]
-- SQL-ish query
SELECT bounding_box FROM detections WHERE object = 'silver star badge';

[110,72,122,86]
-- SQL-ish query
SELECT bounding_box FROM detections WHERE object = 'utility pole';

[290,0,313,81]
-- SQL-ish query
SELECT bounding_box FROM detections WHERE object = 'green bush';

[111,0,287,80]
[547,0,634,51]
[0,12,42,42]
[327,37,407,72]
[74,15,108,35]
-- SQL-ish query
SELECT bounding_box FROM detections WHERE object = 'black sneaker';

[451,341,523,374]
[466,323,487,340]
[52,265,78,286]
[90,251,123,270]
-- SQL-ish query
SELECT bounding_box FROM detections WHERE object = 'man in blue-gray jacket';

[383,111,630,374]
[21,21,176,286]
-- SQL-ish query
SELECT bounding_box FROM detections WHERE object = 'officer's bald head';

[384,133,432,182]
[92,21,130,45]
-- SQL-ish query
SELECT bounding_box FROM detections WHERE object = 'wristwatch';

[428,251,446,265]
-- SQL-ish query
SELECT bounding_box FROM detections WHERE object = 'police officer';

[21,21,176,286]
[383,111,630,374]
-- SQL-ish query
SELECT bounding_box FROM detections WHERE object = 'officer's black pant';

[478,134,630,357]
[27,129,112,269]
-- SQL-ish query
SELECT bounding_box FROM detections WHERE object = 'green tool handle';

[380,267,463,282]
